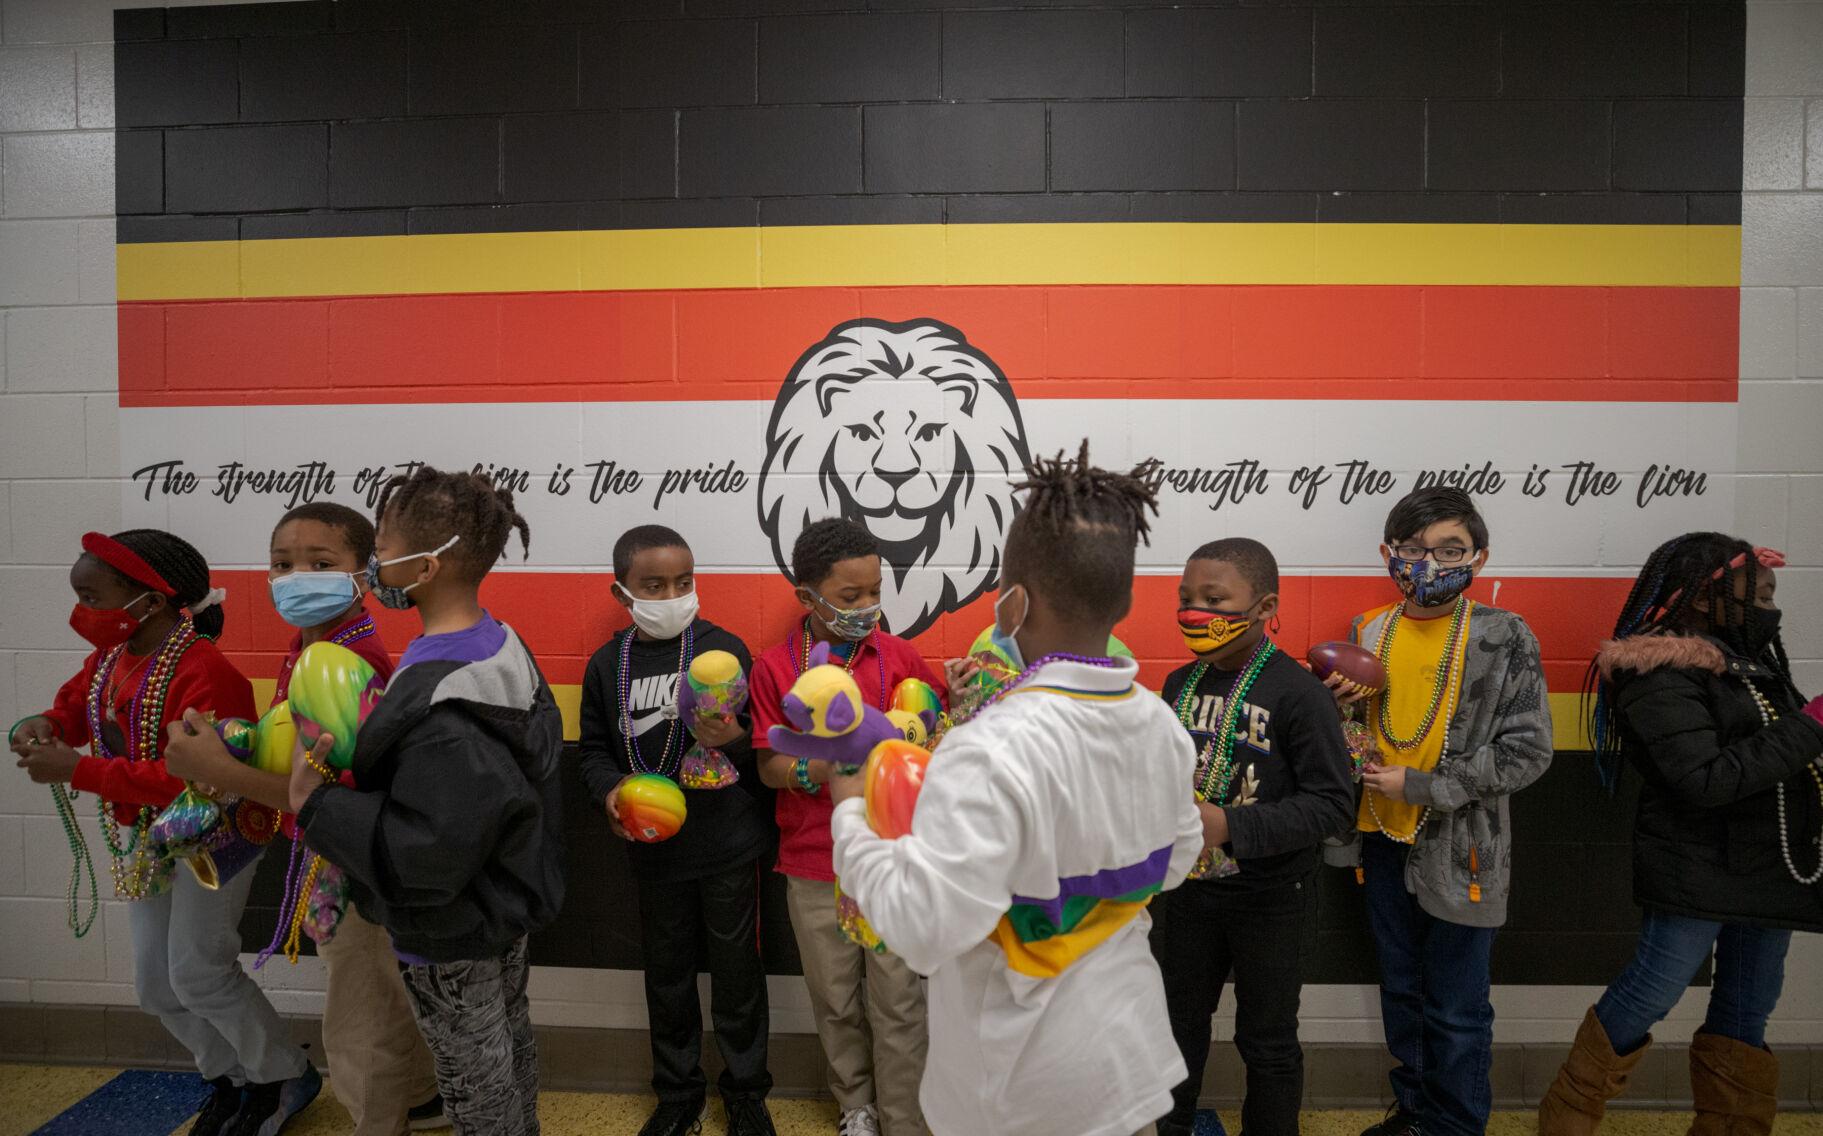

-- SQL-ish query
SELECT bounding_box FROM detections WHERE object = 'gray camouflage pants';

[401,935,539,1136]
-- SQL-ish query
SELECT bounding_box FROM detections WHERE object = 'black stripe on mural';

[117,3,1750,242]
[115,3,1744,242]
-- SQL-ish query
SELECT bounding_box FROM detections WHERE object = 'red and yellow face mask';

[1177,607,1254,655]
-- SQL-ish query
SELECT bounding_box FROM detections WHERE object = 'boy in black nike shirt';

[579,526,778,1136]
[1155,538,1356,1136]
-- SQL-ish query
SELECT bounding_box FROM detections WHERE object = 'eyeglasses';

[1390,544,1477,565]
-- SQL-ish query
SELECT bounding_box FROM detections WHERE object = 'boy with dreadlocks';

[11,529,319,1136]
[1538,533,1823,1136]
[290,467,565,1136]
[1155,538,1355,1136]
[1327,487,1552,1136]
[831,443,1206,1136]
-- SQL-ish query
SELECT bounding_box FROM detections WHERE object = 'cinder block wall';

[0,1,1819,1107]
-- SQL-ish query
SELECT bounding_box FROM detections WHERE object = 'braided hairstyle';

[1002,440,1163,625]
[374,465,531,583]
[1585,531,1795,789]
[103,529,226,640]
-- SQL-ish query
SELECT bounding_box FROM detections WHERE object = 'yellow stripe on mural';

[117,223,1742,301]
[262,679,1593,750]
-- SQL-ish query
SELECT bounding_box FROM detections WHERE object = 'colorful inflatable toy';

[289,641,384,770]
[618,773,687,843]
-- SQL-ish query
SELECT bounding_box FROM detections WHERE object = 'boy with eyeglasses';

[1325,487,1552,1136]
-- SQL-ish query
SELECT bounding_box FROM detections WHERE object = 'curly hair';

[375,466,531,583]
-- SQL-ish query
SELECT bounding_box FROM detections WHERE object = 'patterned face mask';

[806,591,882,641]
[1177,605,1255,655]
[1387,554,1474,608]
[366,535,460,610]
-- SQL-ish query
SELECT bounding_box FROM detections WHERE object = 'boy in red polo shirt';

[750,518,943,1136]
[164,503,442,1136]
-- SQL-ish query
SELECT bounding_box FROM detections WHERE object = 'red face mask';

[69,593,153,650]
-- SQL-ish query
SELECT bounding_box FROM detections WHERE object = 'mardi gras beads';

[1373,599,1473,751]
[1175,637,1277,880]
[1744,679,1823,886]
[86,619,200,901]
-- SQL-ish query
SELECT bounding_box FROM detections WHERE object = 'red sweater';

[750,625,945,881]
[42,636,257,824]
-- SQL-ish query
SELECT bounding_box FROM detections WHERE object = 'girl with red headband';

[1540,533,1823,1136]
[8,529,319,1136]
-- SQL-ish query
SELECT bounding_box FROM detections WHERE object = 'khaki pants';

[320,906,440,1136]
[786,876,928,1136]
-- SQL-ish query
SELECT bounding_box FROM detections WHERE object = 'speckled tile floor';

[5,1063,1822,1136]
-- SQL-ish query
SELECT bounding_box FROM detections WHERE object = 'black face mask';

[1727,606,1781,657]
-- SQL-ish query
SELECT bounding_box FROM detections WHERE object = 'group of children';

[10,451,1821,1136]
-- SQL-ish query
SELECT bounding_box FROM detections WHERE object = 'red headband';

[1715,547,1786,576]
[1655,546,1785,618]
[81,532,176,597]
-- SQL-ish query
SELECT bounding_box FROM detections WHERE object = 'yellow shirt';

[1356,600,1473,839]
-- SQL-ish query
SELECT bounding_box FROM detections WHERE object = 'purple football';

[1307,641,1387,693]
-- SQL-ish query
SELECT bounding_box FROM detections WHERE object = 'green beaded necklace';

[1174,637,1277,805]
[1373,598,1474,751]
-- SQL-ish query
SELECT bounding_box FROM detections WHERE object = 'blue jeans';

[1594,910,1791,1054]
[1362,835,1498,1136]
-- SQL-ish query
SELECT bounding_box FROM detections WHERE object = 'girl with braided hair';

[290,466,563,1136]
[1539,533,1823,1136]
[830,441,1205,1136]
[10,529,319,1136]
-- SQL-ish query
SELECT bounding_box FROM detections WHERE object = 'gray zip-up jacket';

[1323,602,1554,928]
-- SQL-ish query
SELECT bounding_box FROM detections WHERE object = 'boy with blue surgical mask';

[749,518,943,1136]
[578,525,777,1136]
[162,502,445,1136]
[1327,487,1552,1136]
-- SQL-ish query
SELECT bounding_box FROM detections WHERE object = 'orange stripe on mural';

[208,569,1627,695]
[117,284,1739,408]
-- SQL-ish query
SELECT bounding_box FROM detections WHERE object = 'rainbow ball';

[891,678,943,722]
[863,739,931,841]
[617,773,686,843]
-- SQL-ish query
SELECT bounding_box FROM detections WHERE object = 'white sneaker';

[838,1104,880,1136]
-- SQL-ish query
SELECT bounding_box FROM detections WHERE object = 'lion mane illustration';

[757,318,1032,639]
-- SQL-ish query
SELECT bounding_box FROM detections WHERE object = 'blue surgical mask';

[366,535,460,611]
[1387,554,1474,608]
[990,586,1028,673]
[807,591,882,641]
[270,571,360,629]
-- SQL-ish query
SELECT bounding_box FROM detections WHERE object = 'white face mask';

[616,583,699,640]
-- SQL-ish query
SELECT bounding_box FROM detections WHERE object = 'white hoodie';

[832,656,1205,1136]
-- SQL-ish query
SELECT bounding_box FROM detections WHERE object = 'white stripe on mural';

[120,398,1734,636]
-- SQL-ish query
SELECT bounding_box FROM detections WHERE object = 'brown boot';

[1688,1031,1779,1136]
[1538,1007,1651,1136]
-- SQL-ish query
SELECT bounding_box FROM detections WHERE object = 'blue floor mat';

[32,1068,207,1136]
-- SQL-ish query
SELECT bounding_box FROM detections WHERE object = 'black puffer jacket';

[1601,632,1823,932]
[300,623,566,962]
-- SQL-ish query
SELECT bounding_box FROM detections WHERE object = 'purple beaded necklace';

[619,623,694,779]
[970,650,1126,716]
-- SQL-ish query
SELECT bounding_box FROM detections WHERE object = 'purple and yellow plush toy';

[768,642,914,773]
[676,649,747,789]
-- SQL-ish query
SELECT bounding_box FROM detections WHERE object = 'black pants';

[1155,874,1313,1136]
[636,860,772,1103]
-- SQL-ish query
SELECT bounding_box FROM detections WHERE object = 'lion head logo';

[757,318,1031,639]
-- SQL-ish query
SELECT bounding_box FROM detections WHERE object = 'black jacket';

[1160,648,1357,892]
[1600,632,1823,932]
[299,623,567,962]
[577,619,775,881]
